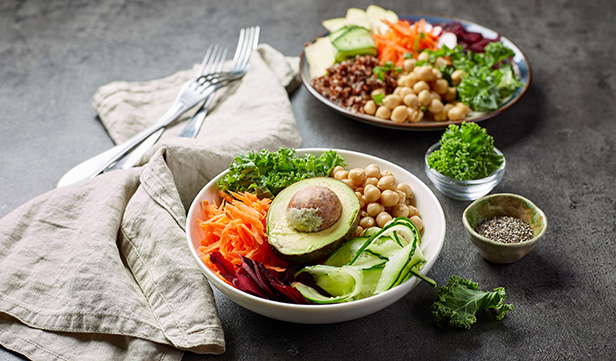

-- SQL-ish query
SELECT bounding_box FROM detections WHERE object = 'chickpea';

[451,69,466,85]
[433,108,449,122]
[380,189,399,207]
[403,93,420,109]
[397,183,414,199]
[348,168,366,186]
[414,66,434,82]
[397,75,410,87]
[334,170,349,180]
[331,165,345,176]
[430,90,442,101]
[377,175,397,191]
[434,56,448,69]
[366,202,385,217]
[364,100,377,115]
[417,52,430,62]
[371,88,386,97]
[364,164,381,178]
[375,106,392,120]
[443,87,457,102]
[363,184,381,202]
[407,205,420,218]
[396,190,407,204]
[382,94,402,110]
[359,216,376,229]
[407,108,424,123]
[362,176,379,187]
[354,226,364,237]
[405,72,420,87]
[433,79,449,95]
[428,99,445,114]
[403,58,416,72]
[376,212,393,228]
[391,105,408,123]
[418,89,432,106]
[341,178,355,188]
[447,105,467,121]
[380,169,393,178]
[432,68,443,80]
[410,215,424,233]
[355,192,367,208]
[413,80,430,93]
[391,203,410,218]
[397,86,414,99]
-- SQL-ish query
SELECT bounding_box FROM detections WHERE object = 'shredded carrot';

[373,19,440,66]
[197,191,289,282]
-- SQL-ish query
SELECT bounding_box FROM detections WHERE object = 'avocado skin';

[266,177,360,264]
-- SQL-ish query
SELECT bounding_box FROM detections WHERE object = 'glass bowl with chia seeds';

[462,193,547,264]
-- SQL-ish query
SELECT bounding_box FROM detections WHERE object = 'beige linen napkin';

[0,44,302,361]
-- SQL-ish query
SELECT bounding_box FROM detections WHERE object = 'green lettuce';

[217,148,346,199]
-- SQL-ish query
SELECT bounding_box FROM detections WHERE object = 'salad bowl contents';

[300,5,531,130]
[425,122,505,200]
[186,148,446,324]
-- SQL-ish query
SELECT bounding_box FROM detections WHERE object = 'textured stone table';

[1,0,614,360]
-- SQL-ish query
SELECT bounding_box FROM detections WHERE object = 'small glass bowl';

[424,142,506,201]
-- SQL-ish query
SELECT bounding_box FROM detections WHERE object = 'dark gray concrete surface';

[1,0,615,360]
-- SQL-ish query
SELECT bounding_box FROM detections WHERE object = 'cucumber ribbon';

[292,217,436,304]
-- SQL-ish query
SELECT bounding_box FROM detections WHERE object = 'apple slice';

[322,17,347,32]
[345,8,371,29]
[366,5,398,34]
[304,36,336,78]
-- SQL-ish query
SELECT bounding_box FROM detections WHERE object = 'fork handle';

[57,102,188,187]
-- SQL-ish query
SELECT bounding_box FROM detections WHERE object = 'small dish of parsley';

[424,122,505,201]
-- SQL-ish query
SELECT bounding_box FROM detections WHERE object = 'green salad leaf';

[217,148,346,199]
[431,41,523,112]
[427,122,503,180]
[453,42,523,112]
[431,275,514,329]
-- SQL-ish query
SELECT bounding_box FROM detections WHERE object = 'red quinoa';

[311,55,398,113]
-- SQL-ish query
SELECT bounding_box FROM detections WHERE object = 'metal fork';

[178,26,260,138]
[57,46,232,187]
[106,26,259,171]
[105,45,228,171]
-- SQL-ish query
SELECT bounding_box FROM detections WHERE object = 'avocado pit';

[286,185,342,232]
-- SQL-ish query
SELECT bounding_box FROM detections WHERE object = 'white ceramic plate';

[300,15,532,131]
[186,148,446,324]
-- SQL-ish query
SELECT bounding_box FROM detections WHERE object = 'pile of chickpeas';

[331,164,423,237]
[363,53,472,123]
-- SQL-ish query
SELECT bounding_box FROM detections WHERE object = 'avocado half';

[266,177,360,264]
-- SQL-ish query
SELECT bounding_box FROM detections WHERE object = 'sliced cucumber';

[324,236,367,266]
[292,265,363,304]
[330,25,377,63]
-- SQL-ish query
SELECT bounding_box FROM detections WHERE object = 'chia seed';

[475,216,534,243]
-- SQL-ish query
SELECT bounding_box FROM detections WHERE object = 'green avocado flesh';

[266,177,360,264]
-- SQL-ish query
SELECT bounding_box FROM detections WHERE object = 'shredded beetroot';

[441,22,501,52]
[209,252,308,304]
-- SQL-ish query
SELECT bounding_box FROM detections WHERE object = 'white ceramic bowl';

[186,148,446,324]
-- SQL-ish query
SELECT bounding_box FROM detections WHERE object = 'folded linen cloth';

[0,44,302,361]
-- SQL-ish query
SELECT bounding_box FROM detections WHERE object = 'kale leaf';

[427,122,503,180]
[431,275,514,329]
[217,148,346,199]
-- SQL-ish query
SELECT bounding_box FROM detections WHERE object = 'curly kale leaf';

[431,275,514,329]
[217,148,346,199]
[434,41,523,112]
[427,122,503,180]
